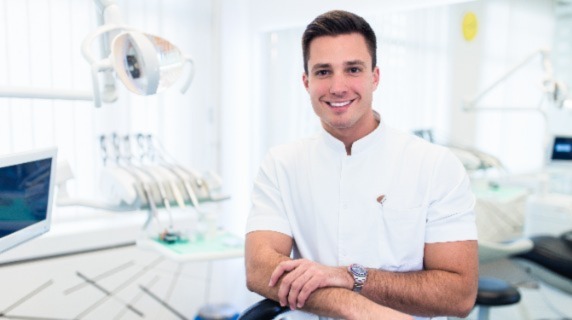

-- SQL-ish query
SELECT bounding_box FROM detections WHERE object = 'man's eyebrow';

[310,60,367,72]
[345,60,367,66]
[310,63,332,71]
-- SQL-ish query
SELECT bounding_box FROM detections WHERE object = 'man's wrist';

[347,263,368,293]
[341,266,355,290]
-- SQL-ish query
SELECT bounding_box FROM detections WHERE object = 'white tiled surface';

[0,245,260,320]
[1,246,570,320]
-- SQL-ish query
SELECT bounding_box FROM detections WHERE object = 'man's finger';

[287,270,313,310]
[269,260,301,286]
[296,275,320,308]
[276,262,307,306]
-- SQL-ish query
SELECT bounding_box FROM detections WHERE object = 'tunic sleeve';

[245,151,292,237]
[425,149,477,243]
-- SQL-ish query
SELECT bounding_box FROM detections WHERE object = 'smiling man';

[245,10,478,320]
[303,33,379,155]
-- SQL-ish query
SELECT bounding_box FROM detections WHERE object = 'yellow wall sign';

[462,12,478,41]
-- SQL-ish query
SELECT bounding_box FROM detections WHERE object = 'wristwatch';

[347,263,368,293]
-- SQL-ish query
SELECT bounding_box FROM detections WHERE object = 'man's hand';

[269,258,353,310]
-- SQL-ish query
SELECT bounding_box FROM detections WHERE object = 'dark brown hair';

[302,10,377,74]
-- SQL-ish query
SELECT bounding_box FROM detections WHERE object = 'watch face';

[350,264,367,277]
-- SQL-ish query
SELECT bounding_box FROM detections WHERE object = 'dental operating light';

[0,0,194,107]
[81,0,194,107]
[112,32,189,96]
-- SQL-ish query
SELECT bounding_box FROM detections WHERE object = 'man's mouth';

[327,100,354,108]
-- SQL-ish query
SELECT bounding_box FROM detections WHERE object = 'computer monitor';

[0,147,57,254]
[550,136,572,162]
[412,129,434,143]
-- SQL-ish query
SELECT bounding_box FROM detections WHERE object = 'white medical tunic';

[246,119,477,320]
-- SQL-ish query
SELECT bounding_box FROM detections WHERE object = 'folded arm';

[361,240,478,317]
[245,230,412,320]
[270,239,478,318]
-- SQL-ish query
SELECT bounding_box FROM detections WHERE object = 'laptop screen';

[0,148,57,254]
[551,136,572,161]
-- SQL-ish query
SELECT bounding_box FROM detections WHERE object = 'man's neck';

[326,113,380,155]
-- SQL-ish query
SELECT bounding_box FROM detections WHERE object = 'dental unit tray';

[136,230,244,262]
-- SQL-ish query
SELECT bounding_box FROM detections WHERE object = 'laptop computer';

[550,136,572,162]
[0,147,58,254]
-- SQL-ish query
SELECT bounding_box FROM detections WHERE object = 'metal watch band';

[348,263,367,293]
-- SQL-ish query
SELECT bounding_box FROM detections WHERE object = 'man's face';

[303,33,379,139]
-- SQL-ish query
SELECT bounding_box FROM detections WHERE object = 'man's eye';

[348,67,361,73]
[315,70,330,76]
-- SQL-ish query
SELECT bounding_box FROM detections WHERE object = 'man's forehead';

[308,33,367,49]
[307,33,372,66]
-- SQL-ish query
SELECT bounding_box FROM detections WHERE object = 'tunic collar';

[320,110,385,156]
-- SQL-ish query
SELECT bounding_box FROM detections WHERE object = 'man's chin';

[323,119,354,131]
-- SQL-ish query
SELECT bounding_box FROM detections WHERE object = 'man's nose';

[329,74,348,96]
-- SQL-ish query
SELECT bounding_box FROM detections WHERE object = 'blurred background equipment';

[0,148,57,253]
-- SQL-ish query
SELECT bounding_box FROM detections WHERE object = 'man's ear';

[372,66,380,89]
[302,72,309,91]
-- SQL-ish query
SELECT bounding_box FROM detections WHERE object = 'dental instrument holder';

[133,173,228,243]
[97,133,230,243]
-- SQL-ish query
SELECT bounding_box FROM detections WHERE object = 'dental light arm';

[462,48,572,113]
[81,24,130,107]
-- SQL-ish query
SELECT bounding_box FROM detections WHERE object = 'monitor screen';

[551,136,572,161]
[0,148,57,254]
[412,129,434,143]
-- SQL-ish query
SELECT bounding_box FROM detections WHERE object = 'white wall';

[471,0,558,173]
[246,0,474,31]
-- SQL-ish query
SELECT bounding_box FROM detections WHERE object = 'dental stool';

[513,230,572,294]
[238,299,317,320]
[475,277,521,320]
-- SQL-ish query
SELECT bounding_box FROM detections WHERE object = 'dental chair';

[474,236,533,320]
[240,283,522,320]
[475,231,572,319]
[237,299,289,320]
[513,229,572,294]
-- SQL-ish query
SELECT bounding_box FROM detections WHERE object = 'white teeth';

[329,101,351,107]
